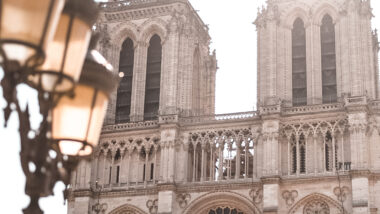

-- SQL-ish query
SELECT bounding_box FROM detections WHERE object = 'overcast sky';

[0,0,380,213]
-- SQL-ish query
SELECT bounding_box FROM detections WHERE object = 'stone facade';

[68,0,380,214]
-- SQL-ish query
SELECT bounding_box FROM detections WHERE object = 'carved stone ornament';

[282,190,298,206]
[303,200,330,214]
[146,199,158,214]
[333,186,350,202]
[177,193,191,208]
[249,188,263,204]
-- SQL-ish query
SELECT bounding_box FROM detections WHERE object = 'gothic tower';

[96,0,216,125]
[68,0,380,214]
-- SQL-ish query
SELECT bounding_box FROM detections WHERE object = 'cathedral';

[67,0,380,213]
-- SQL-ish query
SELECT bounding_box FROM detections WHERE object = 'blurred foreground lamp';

[28,0,97,93]
[53,50,118,156]
[0,0,64,67]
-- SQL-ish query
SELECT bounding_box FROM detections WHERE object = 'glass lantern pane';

[1,0,64,64]
[53,85,107,156]
[86,90,108,148]
[35,14,91,92]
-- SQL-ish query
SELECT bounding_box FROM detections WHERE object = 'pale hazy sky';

[0,0,380,213]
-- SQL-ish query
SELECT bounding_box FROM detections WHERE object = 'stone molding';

[182,191,261,214]
[176,193,191,208]
[288,193,344,214]
[333,186,350,202]
[282,190,299,206]
[109,203,147,214]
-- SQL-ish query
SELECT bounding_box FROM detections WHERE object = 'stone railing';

[180,111,258,124]
[99,0,158,9]
[99,0,186,10]
[102,120,159,133]
[282,103,344,115]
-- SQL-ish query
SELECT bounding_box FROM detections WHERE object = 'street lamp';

[0,1,120,214]
[91,181,108,214]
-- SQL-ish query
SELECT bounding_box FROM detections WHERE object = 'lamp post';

[0,1,120,213]
[91,181,108,214]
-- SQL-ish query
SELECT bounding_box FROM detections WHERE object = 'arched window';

[144,34,162,120]
[116,38,134,123]
[321,14,337,103]
[292,18,307,106]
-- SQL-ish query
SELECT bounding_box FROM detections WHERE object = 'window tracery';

[208,206,244,214]
[187,129,257,182]
[303,200,330,214]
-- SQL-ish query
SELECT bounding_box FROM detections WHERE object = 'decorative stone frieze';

[249,187,263,204]
[146,199,158,214]
[333,186,350,202]
[282,190,298,206]
[176,193,191,208]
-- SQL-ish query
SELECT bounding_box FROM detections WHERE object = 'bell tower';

[255,0,379,108]
[95,1,217,124]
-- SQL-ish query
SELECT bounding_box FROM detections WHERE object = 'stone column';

[201,143,206,182]
[130,42,148,122]
[261,119,280,176]
[347,105,370,213]
[218,140,224,181]
[235,140,241,180]
[160,16,180,115]
[262,177,280,214]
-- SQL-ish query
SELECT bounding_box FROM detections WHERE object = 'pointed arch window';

[116,38,134,123]
[321,14,337,103]
[144,34,162,120]
[292,18,307,106]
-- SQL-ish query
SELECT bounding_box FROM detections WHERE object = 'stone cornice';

[70,172,380,199]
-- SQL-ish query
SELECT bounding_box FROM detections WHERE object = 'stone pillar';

[261,119,280,176]
[348,111,368,170]
[351,171,370,214]
[157,185,176,214]
[262,177,280,214]
[346,101,370,213]
[130,42,148,122]
[160,15,180,115]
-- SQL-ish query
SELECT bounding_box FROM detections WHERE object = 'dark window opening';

[116,166,120,183]
[150,163,154,180]
[292,145,297,174]
[321,14,337,103]
[292,18,307,106]
[116,38,134,123]
[144,35,162,121]
[109,166,112,184]
[300,146,306,173]
[143,164,146,181]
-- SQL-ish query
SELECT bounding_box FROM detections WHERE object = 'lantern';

[52,50,119,156]
[0,0,64,66]
[28,0,98,93]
